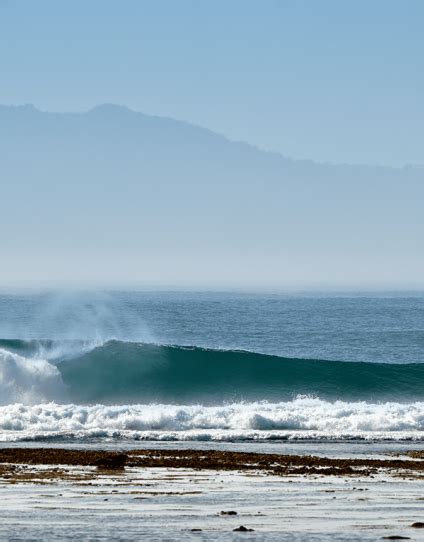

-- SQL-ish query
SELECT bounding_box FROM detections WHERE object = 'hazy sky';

[1,1,423,288]
[1,0,423,166]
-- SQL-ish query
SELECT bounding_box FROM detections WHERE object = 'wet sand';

[1,447,423,540]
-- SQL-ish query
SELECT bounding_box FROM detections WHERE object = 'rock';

[94,453,128,470]
[220,510,237,515]
[382,536,411,540]
[411,522,424,528]
[233,526,254,532]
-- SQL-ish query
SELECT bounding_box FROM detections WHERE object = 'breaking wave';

[0,348,67,405]
[0,339,423,405]
[1,339,423,441]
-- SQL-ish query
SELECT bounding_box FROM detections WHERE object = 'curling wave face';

[1,339,424,405]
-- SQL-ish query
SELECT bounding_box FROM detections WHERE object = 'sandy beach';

[1,446,423,541]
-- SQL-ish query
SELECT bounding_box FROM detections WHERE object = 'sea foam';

[1,398,423,441]
[0,348,67,405]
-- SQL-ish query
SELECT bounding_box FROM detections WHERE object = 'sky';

[0,0,423,166]
[1,0,423,288]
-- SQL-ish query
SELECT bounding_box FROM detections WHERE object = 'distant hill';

[1,104,423,287]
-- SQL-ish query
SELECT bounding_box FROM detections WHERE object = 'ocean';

[1,289,423,443]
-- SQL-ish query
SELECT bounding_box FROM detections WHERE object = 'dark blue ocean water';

[1,290,424,441]
[1,289,424,363]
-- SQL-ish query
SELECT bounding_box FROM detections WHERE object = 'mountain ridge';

[1,102,420,171]
[0,102,423,286]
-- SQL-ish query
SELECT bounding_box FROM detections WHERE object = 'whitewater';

[1,399,424,443]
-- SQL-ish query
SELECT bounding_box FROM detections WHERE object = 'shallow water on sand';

[1,457,423,541]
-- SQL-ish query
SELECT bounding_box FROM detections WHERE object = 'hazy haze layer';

[1,104,423,287]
